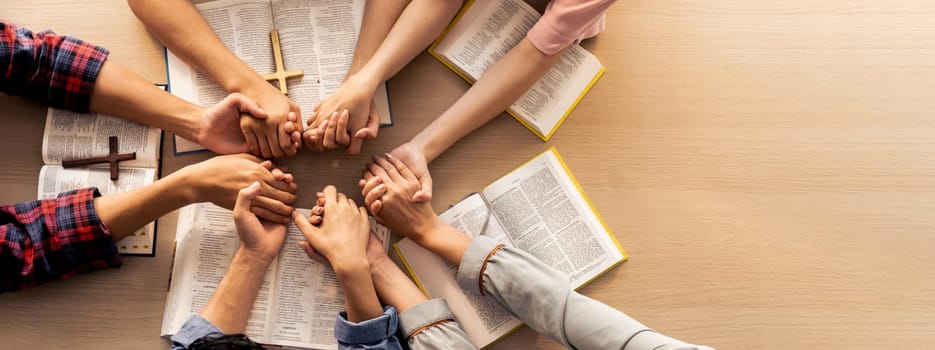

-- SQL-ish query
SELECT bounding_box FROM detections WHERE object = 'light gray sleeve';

[456,236,713,350]
[398,298,478,350]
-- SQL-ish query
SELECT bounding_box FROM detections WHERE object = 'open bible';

[38,95,164,255]
[161,203,391,349]
[168,0,393,154]
[429,0,605,141]
[395,147,626,348]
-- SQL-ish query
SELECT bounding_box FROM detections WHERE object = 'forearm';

[412,39,565,162]
[89,59,202,141]
[200,249,272,333]
[335,262,384,323]
[93,167,195,242]
[370,255,426,313]
[127,0,263,92]
[346,0,409,76]
[458,237,710,350]
[351,0,462,88]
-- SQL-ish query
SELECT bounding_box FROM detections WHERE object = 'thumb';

[292,210,319,242]
[231,93,268,119]
[234,181,261,221]
[412,173,433,202]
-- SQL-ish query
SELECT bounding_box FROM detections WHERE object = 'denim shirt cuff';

[334,305,399,344]
[456,236,501,293]
[398,298,456,339]
[170,315,224,349]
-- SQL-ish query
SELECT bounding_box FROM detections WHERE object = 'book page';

[160,203,278,343]
[481,148,624,286]
[271,0,391,126]
[42,108,160,168]
[37,165,157,255]
[397,237,522,348]
[267,219,342,349]
[432,0,603,138]
[168,0,275,153]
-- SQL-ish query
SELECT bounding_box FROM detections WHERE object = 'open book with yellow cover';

[428,0,606,141]
[394,147,626,348]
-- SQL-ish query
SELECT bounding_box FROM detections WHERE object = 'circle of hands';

[199,82,436,266]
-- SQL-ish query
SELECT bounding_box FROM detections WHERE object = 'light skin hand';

[179,154,298,223]
[238,83,303,158]
[196,93,269,154]
[358,143,433,214]
[293,185,383,322]
[233,182,288,263]
[304,76,381,154]
[360,155,443,242]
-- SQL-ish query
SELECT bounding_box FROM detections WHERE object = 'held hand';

[303,76,380,154]
[233,182,288,262]
[292,185,370,269]
[360,155,441,241]
[358,143,433,213]
[238,83,302,158]
[182,154,298,223]
[197,93,269,154]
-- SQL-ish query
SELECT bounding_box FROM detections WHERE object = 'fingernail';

[385,153,393,159]
[250,181,260,189]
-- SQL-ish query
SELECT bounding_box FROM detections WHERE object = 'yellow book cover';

[428,0,606,141]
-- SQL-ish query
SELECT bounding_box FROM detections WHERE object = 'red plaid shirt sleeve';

[0,188,121,292]
[0,21,109,112]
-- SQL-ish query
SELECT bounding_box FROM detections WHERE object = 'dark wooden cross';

[62,136,136,181]
[261,30,304,96]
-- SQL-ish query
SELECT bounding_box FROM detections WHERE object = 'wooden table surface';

[2,1,935,349]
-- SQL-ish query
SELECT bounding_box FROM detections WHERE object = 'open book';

[168,0,393,154]
[395,147,626,348]
[429,0,605,141]
[161,203,391,349]
[38,93,164,256]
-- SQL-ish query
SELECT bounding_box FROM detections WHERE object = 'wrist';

[235,247,277,267]
[411,217,448,247]
[163,166,200,206]
[333,258,372,279]
[345,71,381,95]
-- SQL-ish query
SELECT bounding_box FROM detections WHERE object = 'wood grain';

[2,1,934,349]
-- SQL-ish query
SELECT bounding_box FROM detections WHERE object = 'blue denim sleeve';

[335,305,403,350]
[170,315,225,350]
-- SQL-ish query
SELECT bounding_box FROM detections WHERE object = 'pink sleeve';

[526,0,617,55]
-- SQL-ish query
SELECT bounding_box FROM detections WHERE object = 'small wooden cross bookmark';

[62,136,136,181]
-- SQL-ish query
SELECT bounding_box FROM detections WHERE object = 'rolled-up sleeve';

[0,21,109,112]
[399,298,476,350]
[335,306,403,350]
[457,236,712,350]
[0,188,121,292]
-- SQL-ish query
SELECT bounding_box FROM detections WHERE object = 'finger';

[358,105,380,140]
[250,205,291,224]
[309,215,322,225]
[279,123,296,156]
[233,181,261,221]
[270,168,294,183]
[413,173,434,203]
[292,211,319,240]
[346,133,364,155]
[252,195,295,218]
[266,127,285,158]
[316,197,325,207]
[256,129,273,158]
[323,185,337,209]
[314,118,329,151]
[361,176,383,197]
[233,93,268,119]
[298,241,329,265]
[242,124,261,156]
[322,112,338,149]
[365,184,386,206]
[260,160,274,170]
[335,109,351,146]
[311,206,324,216]
[347,197,358,209]
[373,155,404,183]
[385,153,417,182]
[260,180,298,204]
[369,200,382,215]
[303,129,318,150]
[366,162,390,184]
[336,191,348,205]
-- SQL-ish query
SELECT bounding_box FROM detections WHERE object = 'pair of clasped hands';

[207,84,434,268]
[229,153,438,276]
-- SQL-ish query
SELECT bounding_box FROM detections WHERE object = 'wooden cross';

[261,30,304,95]
[62,136,136,181]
